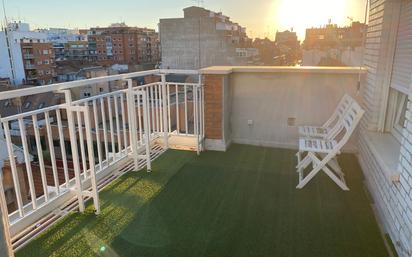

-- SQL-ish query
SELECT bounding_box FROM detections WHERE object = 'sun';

[275,0,347,39]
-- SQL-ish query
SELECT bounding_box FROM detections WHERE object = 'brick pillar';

[203,74,230,151]
[204,75,223,140]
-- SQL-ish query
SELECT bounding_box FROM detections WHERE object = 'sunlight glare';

[275,0,347,39]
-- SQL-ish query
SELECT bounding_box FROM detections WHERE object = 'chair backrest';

[335,100,365,148]
[323,94,355,129]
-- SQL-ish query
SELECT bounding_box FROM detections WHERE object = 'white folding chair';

[296,101,364,191]
[299,94,355,140]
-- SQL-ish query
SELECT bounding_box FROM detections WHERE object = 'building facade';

[20,39,56,85]
[0,22,48,85]
[302,22,367,66]
[357,0,412,256]
[64,41,89,61]
[159,6,252,69]
[275,30,300,65]
[87,24,160,66]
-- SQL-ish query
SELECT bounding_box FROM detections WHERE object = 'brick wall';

[204,74,223,140]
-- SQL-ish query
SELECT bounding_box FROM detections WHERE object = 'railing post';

[142,90,152,172]
[161,74,169,149]
[0,167,14,257]
[62,90,85,212]
[125,79,139,171]
[194,83,200,156]
[83,106,100,215]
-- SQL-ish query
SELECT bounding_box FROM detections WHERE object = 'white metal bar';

[71,90,127,106]
[18,118,37,210]
[136,93,143,145]
[167,83,171,133]
[176,84,180,134]
[107,96,116,161]
[32,115,48,202]
[0,167,13,256]
[100,97,109,164]
[114,94,122,156]
[63,91,85,212]
[184,85,188,135]
[0,69,199,102]
[56,109,69,189]
[0,70,160,101]
[2,123,24,217]
[150,86,155,133]
[120,93,128,151]
[92,99,103,170]
[142,90,152,172]
[154,85,159,133]
[161,74,169,149]
[126,79,139,170]
[45,111,60,194]
[158,83,163,133]
[194,86,200,155]
[1,105,62,123]
[76,110,87,175]
[83,106,100,214]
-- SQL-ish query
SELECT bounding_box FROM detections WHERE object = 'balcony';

[24,64,35,70]
[23,54,34,60]
[0,67,394,257]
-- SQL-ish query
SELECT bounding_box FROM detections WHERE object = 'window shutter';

[391,0,412,94]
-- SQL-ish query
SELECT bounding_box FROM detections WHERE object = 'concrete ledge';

[200,66,367,75]
[205,139,228,152]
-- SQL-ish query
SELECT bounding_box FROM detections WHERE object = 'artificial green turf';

[16,144,389,257]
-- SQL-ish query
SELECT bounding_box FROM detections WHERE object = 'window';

[38,103,45,109]
[43,50,49,55]
[386,89,408,142]
[384,0,412,142]
[318,35,325,40]
[24,102,31,109]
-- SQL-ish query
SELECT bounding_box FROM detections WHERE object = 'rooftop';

[16,145,389,257]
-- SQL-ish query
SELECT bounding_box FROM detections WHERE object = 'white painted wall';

[227,71,363,151]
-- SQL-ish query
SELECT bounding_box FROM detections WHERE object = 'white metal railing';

[0,69,204,252]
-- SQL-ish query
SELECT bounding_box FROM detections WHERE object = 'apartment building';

[64,41,89,61]
[20,39,56,85]
[304,21,366,50]
[302,21,367,66]
[275,30,301,65]
[0,22,47,85]
[87,24,160,66]
[159,6,252,69]
[35,28,87,61]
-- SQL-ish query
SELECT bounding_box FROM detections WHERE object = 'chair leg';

[296,153,322,189]
[322,165,349,191]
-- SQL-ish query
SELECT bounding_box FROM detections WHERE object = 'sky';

[3,0,368,40]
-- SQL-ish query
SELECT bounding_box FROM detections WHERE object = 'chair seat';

[299,138,337,153]
[298,126,328,138]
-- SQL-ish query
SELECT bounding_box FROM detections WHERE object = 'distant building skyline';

[3,0,367,40]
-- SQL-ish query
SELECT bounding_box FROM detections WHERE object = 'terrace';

[15,145,388,257]
[0,66,397,257]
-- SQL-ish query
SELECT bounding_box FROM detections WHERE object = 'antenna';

[2,0,8,25]
[2,0,16,85]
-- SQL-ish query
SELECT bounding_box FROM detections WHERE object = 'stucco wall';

[227,71,363,150]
